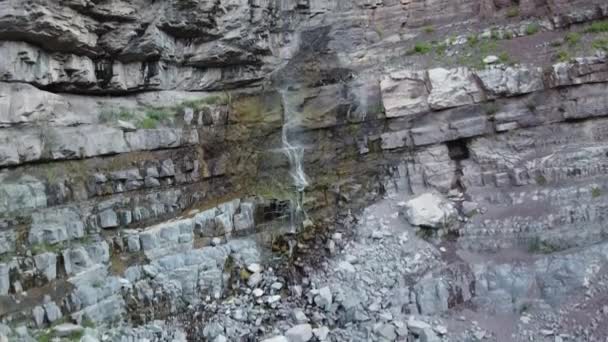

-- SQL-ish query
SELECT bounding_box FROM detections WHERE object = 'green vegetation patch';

[412,42,433,54]
[483,102,500,115]
[556,50,571,62]
[506,7,519,18]
[586,20,608,33]
[100,94,230,129]
[423,26,435,34]
[592,38,608,51]
[527,237,563,254]
[565,32,581,46]
[525,23,540,36]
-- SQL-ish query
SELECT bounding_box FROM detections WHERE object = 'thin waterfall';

[280,90,309,232]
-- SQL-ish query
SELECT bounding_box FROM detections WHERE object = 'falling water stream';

[280,90,309,232]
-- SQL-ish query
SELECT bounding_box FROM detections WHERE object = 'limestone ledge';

[379,56,608,150]
[0,41,264,93]
[0,195,260,325]
[0,124,198,168]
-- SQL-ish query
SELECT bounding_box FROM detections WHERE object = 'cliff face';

[1,0,608,341]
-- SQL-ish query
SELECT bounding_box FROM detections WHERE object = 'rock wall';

[1,0,608,340]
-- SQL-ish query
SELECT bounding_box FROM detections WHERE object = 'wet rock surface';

[1,0,608,341]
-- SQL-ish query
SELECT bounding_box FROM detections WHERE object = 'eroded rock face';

[1,0,608,341]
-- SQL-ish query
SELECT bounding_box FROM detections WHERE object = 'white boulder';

[404,193,457,228]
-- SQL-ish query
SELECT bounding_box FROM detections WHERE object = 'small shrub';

[99,107,135,123]
[556,50,570,62]
[535,174,546,185]
[592,187,601,198]
[435,43,447,56]
[550,40,563,47]
[491,29,501,40]
[423,26,435,34]
[82,316,96,328]
[138,117,158,129]
[592,38,608,51]
[519,302,532,313]
[528,237,561,254]
[503,31,514,40]
[416,227,435,240]
[412,42,432,54]
[45,167,58,184]
[145,108,172,122]
[586,20,608,33]
[478,40,498,55]
[484,102,500,115]
[467,35,479,47]
[565,32,581,46]
[31,243,62,255]
[525,23,540,36]
[506,7,519,18]
[498,52,511,64]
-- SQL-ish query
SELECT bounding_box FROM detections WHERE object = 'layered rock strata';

[1,0,608,341]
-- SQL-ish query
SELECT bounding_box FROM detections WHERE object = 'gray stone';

[213,335,228,342]
[34,252,57,281]
[376,324,397,341]
[314,287,332,311]
[312,327,330,341]
[160,159,176,177]
[125,129,198,152]
[419,329,441,342]
[292,308,308,323]
[98,209,119,229]
[43,301,62,323]
[476,66,544,97]
[404,193,458,229]
[194,208,219,237]
[380,70,430,118]
[262,337,288,342]
[63,241,110,275]
[0,229,16,255]
[29,207,85,245]
[215,212,233,236]
[0,175,47,214]
[127,234,141,252]
[483,55,499,64]
[248,272,263,288]
[203,322,224,339]
[234,202,255,231]
[407,318,431,335]
[380,130,409,150]
[428,67,483,109]
[117,120,137,132]
[0,263,9,295]
[285,324,313,342]
[53,323,83,337]
[47,126,129,160]
[144,176,161,187]
[32,306,45,327]
[247,263,263,273]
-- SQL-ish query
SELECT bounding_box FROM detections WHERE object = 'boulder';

[427,67,483,109]
[262,337,288,342]
[380,70,430,118]
[34,252,57,281]
[285,324,313,342]
[403,193,457,228]
[53,323,83,337]
[476,66,544,97]
[314,287,333,311]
